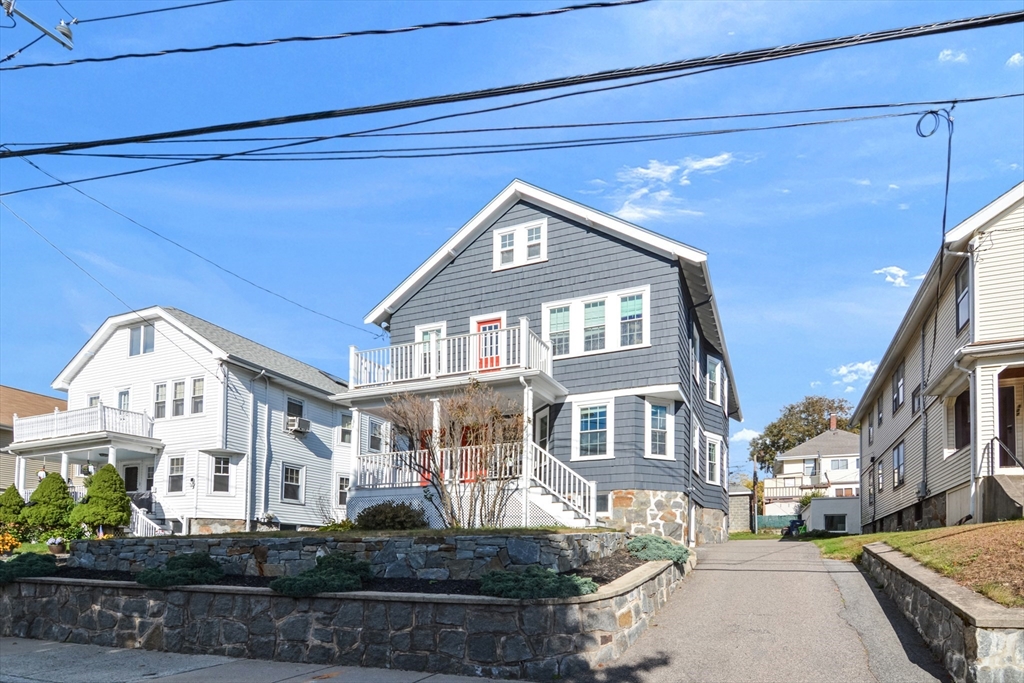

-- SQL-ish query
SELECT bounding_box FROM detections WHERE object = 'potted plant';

[46,536,66,554]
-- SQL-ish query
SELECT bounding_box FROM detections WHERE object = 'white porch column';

[350,408,361,487]
[521,383,533,526]
[60,452,69,481]
[15,456,26,497]
[108,447,118,472]
[519,317,530,368]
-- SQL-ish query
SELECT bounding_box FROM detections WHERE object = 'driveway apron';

[567,540,947,683]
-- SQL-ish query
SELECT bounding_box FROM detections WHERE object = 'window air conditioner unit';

[287,416,311,433]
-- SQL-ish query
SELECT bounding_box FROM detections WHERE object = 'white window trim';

[492,218,548,271]
[691,322,701,380]
[284,396,305,432]
[706,356,723,405]
[367,417,385,453]
[87,393,101,408]
[571,397,615,461]
[169,378,188,419]
[189,376,205,416]
[469,311,507,332]
[414,321,447,342]
[280,462,306,505]
[541,285,651,360]
[691,423,703,474]
[116,387,131,412]
[208,454,234,496]
[706,434,723,485]
[722,441,729,491]
[165,455,186,497]
[644,398,675,460]
[127,323,155,358]
[336,474,350,508]
[338,411,354,446]
[152,382,168,420]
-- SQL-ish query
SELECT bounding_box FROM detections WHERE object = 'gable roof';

[852,182,1024,423]
[364,179,742,420]
[53,307,346,396]
[0,386,67,429]
[778,429,860,459]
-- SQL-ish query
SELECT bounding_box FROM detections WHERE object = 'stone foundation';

[0,556,695,679]
[67,533,626,580]
[861,542,1024,683]
[865,492,947,534]
[693,507,727,545]
[608,490,689,541]
[188,518,247,535]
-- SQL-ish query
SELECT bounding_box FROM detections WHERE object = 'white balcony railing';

[13,405,154,443]
[349,318,552,389]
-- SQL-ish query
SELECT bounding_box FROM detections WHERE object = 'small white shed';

[802,497,861,534]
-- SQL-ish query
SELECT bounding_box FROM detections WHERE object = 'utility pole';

[752,466,759,534]
[2,0,74,50]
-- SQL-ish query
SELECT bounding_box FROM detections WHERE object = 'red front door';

[476,319,502,371]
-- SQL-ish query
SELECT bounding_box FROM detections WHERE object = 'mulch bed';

[48,549,648,594]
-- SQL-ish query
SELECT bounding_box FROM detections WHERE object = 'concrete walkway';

[566,540,949,683]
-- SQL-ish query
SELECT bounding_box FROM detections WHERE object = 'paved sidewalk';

[0,638,479,683]
[565,540,949,683]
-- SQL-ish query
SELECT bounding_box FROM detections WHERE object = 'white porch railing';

[13,405,154,442]
[21,484,87,503]
[129,500,167,537]
[350,319,552,389]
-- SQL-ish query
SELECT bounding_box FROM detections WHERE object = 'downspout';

[920,323,929,509]
[246,370,266,532]
[260,372,272,519]
[686,296,713,546]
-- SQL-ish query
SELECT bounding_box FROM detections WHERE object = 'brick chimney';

[830,413,838,431]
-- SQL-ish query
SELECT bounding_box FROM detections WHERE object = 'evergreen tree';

[0,485,26,527]
[69,464,131,535]
[20,473,75,535]
[748,396,857,471]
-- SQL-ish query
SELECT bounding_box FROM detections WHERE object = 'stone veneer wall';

[866,493,946,534]
[608,490,688,541]
[0,557,694,680]
[693,508,727,545]
[67,533,626,580]
[861,543,1023,683]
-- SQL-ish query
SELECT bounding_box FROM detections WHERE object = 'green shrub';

[480,566,598,600]
[0,485,25,526]
[20,473,75,538]
[0,552,57,585]
[136,552,224,588]
[269,552,370,598]
[626,535,690,564]
[355,502,427,531]
[319,519,355,533]
[69,465,131,535]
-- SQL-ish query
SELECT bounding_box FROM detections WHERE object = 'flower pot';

[47,544,66,555]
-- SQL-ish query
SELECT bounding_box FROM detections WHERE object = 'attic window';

[492,219,547,270]
[129,324,155,356]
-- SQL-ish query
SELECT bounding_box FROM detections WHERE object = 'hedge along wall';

[0,556,695,680]
[67,532,627,581]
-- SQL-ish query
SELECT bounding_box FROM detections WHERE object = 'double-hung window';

[893,442,905,488]
[282,464,303,502]
[868,413,874,446]
[526,225,543,260]
[172,381,186,417]
[892,361,905,413]
[549,306,570,357]
[583,301,605,352]
[499,232,515,266]
[118,389,130,411]
[877,396,884,427]
[691,424,702,473]
[620,294,644,347]
[492,219,547,270]
[154,383,167,419]
[129,324,155,356]
[912,385,922,415]
[369,419,384,453]
[88,394,101,408]
[646,400,673,459]
[212,456,230,493]
[706,437,721,485]
[339,413,353,444]
[955,263,970,332]
[579,405,608,457]
[877,458,884,492]
[954,389,971,450]
[831,459,849,470]
[803,459,817,476]
[191,378,204,414]
[338,476,350,506]
[706,357,722,404]
[167,456,184,493]
[691,322,701,379]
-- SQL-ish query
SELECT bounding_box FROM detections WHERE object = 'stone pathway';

[565,540,950,683]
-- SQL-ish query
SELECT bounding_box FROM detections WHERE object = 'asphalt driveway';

[567,539,949,683]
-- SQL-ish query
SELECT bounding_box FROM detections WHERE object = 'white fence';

[129,500,168,537]
[13,406,154,442]
[350,319,552,388]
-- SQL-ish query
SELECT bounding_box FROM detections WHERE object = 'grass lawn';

[728,532,782,540]
[805,520,1024,608]
[12,542,48,555]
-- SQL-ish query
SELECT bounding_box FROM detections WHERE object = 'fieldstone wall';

[0,556,695,679]
[188,519,247,535]
[693,507,727,545]
[67,533,626,581]
[861,543,1024,683]
[608,490,688,541]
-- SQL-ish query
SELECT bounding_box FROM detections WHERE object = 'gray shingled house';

[339,180,741,545]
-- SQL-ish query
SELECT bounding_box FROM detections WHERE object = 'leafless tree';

[380,381,524,528]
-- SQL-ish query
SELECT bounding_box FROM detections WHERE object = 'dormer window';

[492,218,547,270]
[129,324,154,356]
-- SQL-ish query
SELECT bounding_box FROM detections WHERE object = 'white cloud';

[844,386,856,393]
[853,179,871,186]
[912,273,926,280]
[810,380,822,388]
[829,360,878,384]
[939,49,967,63]
[898,203,910,211]
[730,428,761,443]
[874,266,910,287]
[888,184,900,190]
[1007,53,1023,67]
[678,153,735,186]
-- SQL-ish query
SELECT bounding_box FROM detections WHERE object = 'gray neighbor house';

[340,180,742,545]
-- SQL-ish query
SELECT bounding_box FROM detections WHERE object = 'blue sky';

[1,1,1022,475]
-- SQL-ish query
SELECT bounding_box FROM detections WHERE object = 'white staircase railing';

[529,442,596,525]
[129,500,167,537]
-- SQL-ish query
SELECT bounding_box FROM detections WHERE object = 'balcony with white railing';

[349,318,553,390]
[12,405,155,443]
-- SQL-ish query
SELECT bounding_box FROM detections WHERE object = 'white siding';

[974,203,1024,343]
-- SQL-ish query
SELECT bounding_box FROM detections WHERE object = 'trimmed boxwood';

[354,501,427,530]
[269,552,371,597]
[480,566,597,599]
[626,534,690,564]
[0,552,57,585]
[136,552,224,588]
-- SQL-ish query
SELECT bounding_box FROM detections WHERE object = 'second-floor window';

[492,219,547,270]
[549,306,570,356]
[955,263,969,332]
[706,438,721,485]
[118,389,130,411]
[803,459,817,476]
[620,294,644,346]
[893,442,905,488]
[154,383,166,418]
[706,357,722,404]
[831,459,849,470]
[340,413,353,443]
[542,286,649,358]
[369,419,384,452]
[954,389,971,450]
[892,361,905,413]
[868,413,874,446]
[877,395,884,427]
[167,456,184,493]
[172,381,186,417]
[88,394,100,407]
[129,324,155,356]
[191,378,204,414]
[583,301,606,352]
[912,385,922,415]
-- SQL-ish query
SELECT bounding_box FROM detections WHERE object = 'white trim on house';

[706,356,723,405]
[644,397,674,460]
[565,384,686,405]
[706,434,724,485]
[413,321,448,342]
[469,311,508,332]
[571,395,616,462]
[692,422,703,475]
[541,285,651,359]
[491,217,548,271]
[280,462,305,505]
[208,453,234,497]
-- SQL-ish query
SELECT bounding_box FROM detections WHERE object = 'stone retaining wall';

[0,556,695,680]
[860,543,1024,683]
[67,533,626,581]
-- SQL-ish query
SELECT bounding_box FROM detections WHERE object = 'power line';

[9,153,380,337]
[75,0,233,25]
[1,35,43,63]
[0,199,223,379]
[2,0,648,70]
[3,10,1021,157]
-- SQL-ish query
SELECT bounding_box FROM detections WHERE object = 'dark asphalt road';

[567,539,948,683]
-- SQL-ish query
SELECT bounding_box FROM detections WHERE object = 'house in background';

[856,182,1024,533]
[5,307,352,535]
[801,496,860,535]
[762,416,860,516]
[0,386,67,490]
[340,180,742,545]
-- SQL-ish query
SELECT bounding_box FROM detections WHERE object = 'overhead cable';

[3,10,1021,157]
[2,0,648,70]
[75,0,233,24]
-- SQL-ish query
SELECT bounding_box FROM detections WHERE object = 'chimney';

[830,413,838,431]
